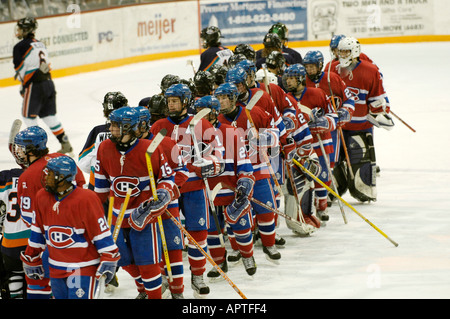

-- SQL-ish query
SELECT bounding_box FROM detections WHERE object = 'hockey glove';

[282,113,298,135]
[337,107,351,128]
[291,145,321,181]
[129,188,171,231]
[96,251,120,284]
[236,174,255,201]
[309,115,333,134]
[192,155,224,179]
[225,197,251,225]
[20,252,45,280]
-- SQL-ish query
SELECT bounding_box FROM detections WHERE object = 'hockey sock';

[41,115,66,140]
[138,264,162,299]
[256,213,276,247]
[122,264,144,290]
[233,228,254,258]
[207,230,226,264]
[187,230,207,276]
[166,250,184,295]
[225,225,239,251]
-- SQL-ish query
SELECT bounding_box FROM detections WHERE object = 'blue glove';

[337,108,351,127]
[20,252,45,280]
[129,188,171,231]
[96,252,120,284]
[309,116,332,134]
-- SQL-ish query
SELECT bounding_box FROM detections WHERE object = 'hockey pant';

[251,178,277,247]
[113,223,163,299]
[158,202,184,295]
[179,189,209,276]
[334,130,377,202]
[207,205,254,265]
[50,275,97,299]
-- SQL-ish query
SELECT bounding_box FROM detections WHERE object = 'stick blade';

[190,108,211,128]
[245,90,263,111]
[146,128,167,155]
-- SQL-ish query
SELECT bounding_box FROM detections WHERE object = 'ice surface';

[1,41,449,299]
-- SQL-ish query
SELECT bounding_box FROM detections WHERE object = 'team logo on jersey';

[112,176,141,198]
[47,226,75,249]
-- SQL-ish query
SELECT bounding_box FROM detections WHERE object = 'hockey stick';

[186,59,197,75]
[8,119,25,169]
[292,158,399,247]
[389,110,416,133]
[326,58,354,180]
[316,135,347,224]
[189,108,225,247]
[244,90,284,196]
[219,182,310,233]
[164,209,247,299]
[95,187,132,299]
[145,129,173,282]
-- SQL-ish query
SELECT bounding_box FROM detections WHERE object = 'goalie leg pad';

[345,131,377,202]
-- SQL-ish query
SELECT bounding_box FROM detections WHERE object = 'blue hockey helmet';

[236,60,257,77]
[164,83,192,106]
[330,34,346,50]
[14,126,48,152]
[46,156,78,183]
[214,82,239,114]
[135,106,151,134]
[225,66,248,86]
[108,106,141,142]
[303,50,324,81]
[282,63,306,92]
[194,95,221,116]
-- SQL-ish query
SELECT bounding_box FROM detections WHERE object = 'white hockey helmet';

[337,37,361,67]
[255,68,278,84]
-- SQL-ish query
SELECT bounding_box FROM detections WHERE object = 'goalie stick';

[218,182,311,233]
[189,108,225,247]
[293,158,399,247]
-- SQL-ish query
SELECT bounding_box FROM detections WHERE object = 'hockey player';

[268,22,303,64]
[136,106,188,299]
[78,91,128,189]
[193,70,215,99]
[303,50,355,170]
[13,17,73,155]
[214,82,282,262]
[233,43,256,63]
[193,95,257,278]
[0,166,26,299]
[209,64,228,89]
[331,36,393,202]
[94,106,179,299]
[324,34,375,73]
[199,26,233,72]
[255,33,295,70]
[283,63,338,222]
[150,83,225,298]
[14,125,86,298]
[20,156,120,299]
